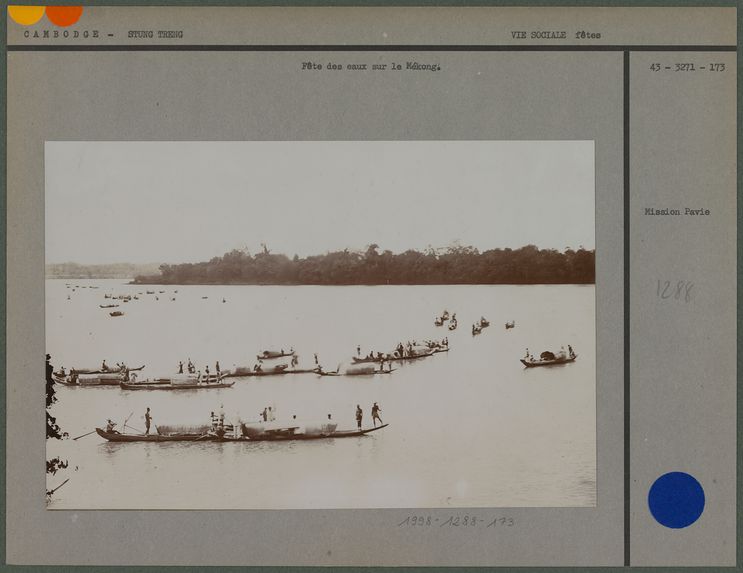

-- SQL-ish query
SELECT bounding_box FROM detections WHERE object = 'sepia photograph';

[45,140,596,509]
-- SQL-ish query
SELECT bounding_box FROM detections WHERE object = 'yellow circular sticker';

[8,5,45,26]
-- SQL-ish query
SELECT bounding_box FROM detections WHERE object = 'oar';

[48,478,70,495]
[72,430,96,441]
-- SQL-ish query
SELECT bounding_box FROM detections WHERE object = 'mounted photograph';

[45,140,596,509]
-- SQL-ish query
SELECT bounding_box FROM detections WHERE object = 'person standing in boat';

[215,361,221,375]
[568,345,575,358]
[101,359,108,371]
[205,365,210,382]
[144,407,152,435]
[371,402,383,427]
[355,405,363,430]
[178,361,184,374]
[291,355,299,368]
[314,353,319,365]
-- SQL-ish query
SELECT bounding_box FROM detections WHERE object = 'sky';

[45,141,595,265]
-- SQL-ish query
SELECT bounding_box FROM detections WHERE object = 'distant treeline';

[133,244,595,285]
[46,262,162,279]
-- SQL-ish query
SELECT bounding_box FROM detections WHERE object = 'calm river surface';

[46,279,595,509]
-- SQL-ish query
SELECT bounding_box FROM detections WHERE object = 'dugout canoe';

[66,365,145,376]
[96,424,388,442]
[257,350,296,360]
[120,379,234,390]
[227,367,319,377]
[520,355,577,368]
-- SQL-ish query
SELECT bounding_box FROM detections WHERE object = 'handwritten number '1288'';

[657,280,693,302]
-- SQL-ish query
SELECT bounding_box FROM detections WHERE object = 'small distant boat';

[59,372,125,386]
[472,324,482,336]
[257,350,296,360]
[520,351,577,368]
[434,317,444,326]
[441,310,450,320]
[100,304,119,308]
[225,365,319,378]
[110,311,124,317]
[448,320,458,331]
[146,290,155,295]
[505,321,516,330]
[202,296,208,299]
[65,365,145,376]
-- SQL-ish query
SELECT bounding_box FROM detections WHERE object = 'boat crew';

[355,405,363,430]
[178,361,184,374]
[106,419,119,434]
[101,360,108,371]
[144,408,152,435]
[205,365,210,380]
[215,361,221,374]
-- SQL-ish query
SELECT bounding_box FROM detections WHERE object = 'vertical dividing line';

[623,50,631,567]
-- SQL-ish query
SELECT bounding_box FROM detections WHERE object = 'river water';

[46,279,595,509]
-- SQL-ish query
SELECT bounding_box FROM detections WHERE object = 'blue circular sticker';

[648,472,705,529]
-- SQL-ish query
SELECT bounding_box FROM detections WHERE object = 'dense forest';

[133,244,595,285]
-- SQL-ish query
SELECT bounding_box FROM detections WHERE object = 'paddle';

[72,430,96,441]
[48,478,70,496]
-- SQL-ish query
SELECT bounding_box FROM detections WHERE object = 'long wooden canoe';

[96,424,388,442]
[120,379,235,390]
[520,355,577,368]
[256,350,296,360]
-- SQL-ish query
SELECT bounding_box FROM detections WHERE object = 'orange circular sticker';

[8,6,45,26]
[45,6,83,27]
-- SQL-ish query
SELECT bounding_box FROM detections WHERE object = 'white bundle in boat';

[303,422,338,436]
[170,374,200,385]
[155,424,210,436]
[345,365,376,375]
